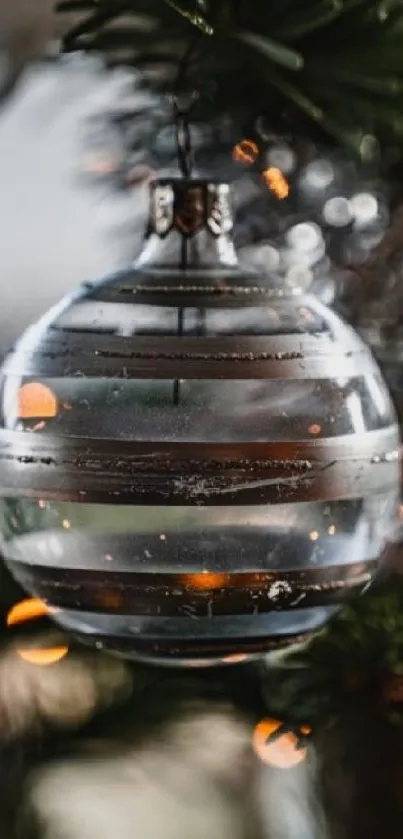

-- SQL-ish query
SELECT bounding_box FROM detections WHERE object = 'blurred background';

[0,58,149,359]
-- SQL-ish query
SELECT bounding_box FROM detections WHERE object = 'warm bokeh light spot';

[309,530,320,542]
[183,572,230,590]
[252,718,308,768]
[98,589,123,609]
[308,423,322,435]
[232,139,259,165]
[299,724,312,736]
[17,382,58,419]
[222,653,248,664]
[17,645,69,666]
[262,167,290,199]
[84,154,119,175]
[7,598,51,627]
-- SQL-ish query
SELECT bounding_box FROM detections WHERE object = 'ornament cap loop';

[147,178,233,240]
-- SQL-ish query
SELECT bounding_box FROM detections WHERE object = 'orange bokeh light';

[299,724,312,736]
[98,589,123,609]
[6,598,52,627]
[182,572,230,590]
[17,382,58,419]
[252,718,308,769]
[262,167,290,199]
[17,646,69,666]
[232,139,259,165]
[222,653,248,664]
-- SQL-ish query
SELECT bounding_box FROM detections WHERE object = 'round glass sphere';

[0,179,399,666]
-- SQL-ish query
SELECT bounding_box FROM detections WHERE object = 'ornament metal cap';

[138,177,238,272]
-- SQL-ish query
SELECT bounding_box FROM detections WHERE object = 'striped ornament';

[0,179,399,666]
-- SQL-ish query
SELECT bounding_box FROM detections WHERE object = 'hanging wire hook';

[171,90,200,178]
[170,34,202,178]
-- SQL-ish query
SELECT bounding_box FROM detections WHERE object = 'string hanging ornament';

[0,43,399,667]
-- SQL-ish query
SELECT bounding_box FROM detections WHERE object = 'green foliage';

[263,574,403,728]
[57,0,403,150]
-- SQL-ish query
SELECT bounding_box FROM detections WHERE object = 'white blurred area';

[0,58,147,358]
[25,708,324,839]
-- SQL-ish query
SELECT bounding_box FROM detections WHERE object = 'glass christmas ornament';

[358,313,403,549]
[0,178,399,666]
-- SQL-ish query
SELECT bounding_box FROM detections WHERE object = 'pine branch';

[55,0,403,150]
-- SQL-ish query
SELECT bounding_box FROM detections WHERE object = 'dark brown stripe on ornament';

[0,429,398,504]
[0,428,397,460]
[8,332,358,356]
[3,332,371,379]
[14,560,377,618]
[83,632,313,660]
[87,280,296,303]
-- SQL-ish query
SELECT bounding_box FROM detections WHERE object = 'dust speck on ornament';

[62,519,71,530]
[328,525,336,535]
[268,580,292,601]
[232,139,259,165]
[159,533,167,541]
[252,719,308,769]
